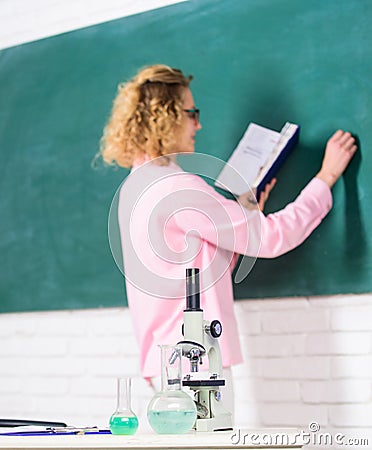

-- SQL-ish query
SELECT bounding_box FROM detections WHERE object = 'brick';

[260,403,328,428]
[306,332,371,356]
[233,403,260,428]
[34,314,86,337]
[331,355,372,378]
[84,355,140,377]
[22,377,69,395]
[231,379,258,404]
[255,380,300,402]
[90,310,135,336]
[26,357,87,377]
[0,357,32,376]
[239,297,309,312]
[262,356,330,380]
[69,337,122,356]
[0,377,21,394]
[0,337,68,357]
[0,338,18,356]
[330,404,372,427]
[117,334,140,355]
[242,334,306,357]
[301,380,371,403]
[309,294,372,308]
[231,359,263,378]
[34,394,113,420]
[0,313,36,336]
[0,394,36,415]
[331,307,372,331]
[262,309,330,334]
[234,305,261,335]
[70,377,116,397]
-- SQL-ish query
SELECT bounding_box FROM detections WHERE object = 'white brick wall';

[0,308,143,426]
[231,296,372,446]
[0,295,371,444]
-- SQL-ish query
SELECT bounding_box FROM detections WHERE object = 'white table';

[0,429,303,449]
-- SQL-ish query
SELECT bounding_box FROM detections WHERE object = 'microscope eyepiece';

[185,268,202,311]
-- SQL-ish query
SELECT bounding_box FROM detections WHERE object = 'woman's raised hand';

[316,130,358,188]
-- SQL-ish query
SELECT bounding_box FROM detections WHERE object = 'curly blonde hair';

[100,64,192,168]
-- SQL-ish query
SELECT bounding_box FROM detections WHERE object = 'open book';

[215,122,300,200]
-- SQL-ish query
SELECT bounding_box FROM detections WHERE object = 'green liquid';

[147,410,196,434]
[109,415,139,435]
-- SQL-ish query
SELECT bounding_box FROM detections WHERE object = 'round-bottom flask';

[147,345,197,434]
[109,377,139,435]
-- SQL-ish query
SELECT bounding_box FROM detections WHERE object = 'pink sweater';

[118,160,332,379]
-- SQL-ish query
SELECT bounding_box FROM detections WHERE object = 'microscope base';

[192,385,233,432]
[195,417,233,432]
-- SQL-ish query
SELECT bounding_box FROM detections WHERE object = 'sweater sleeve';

[173,174,332,259]
[258,177,332,258]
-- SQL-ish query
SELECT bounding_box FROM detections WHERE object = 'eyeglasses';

[183,108,200,123]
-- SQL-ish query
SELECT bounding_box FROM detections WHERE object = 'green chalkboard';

[0,0,371,313]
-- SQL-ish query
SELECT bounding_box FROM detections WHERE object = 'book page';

[215,123,280,195]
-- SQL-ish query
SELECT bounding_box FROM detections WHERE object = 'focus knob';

[209,320,222,338]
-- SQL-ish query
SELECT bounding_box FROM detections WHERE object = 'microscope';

[176,268,233,432]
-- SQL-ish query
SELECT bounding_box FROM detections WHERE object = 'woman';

[100,64,356,415]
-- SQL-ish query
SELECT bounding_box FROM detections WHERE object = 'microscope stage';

[182,379,225,387]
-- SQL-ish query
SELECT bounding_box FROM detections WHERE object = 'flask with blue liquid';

[109,377,139,435]
[147,345,197,434]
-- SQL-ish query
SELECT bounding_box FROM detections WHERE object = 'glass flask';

[147,345,197,434]
[109,377,139,435]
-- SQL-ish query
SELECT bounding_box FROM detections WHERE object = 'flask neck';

[116,377,132,412]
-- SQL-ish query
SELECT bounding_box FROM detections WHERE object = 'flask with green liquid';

[109,377,139,435]
[147,345,197,434]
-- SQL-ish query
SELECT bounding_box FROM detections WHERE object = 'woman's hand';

[237,178,276,212]
[258,178,276,211]
[316,130,358,188]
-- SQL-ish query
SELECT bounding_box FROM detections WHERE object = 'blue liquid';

[109,415,139,435]
[147,410,196,434]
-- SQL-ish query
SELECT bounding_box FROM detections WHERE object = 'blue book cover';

[215,122,300,202]
[255,123,300,200]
